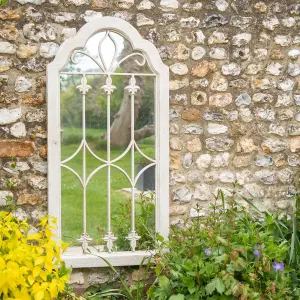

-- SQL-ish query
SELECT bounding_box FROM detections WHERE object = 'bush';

[112,192,156,251]
[0,212,71,300]
[0,0,8,7]
[148,189,299,300]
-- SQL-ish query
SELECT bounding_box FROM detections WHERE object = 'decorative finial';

[125,75,140,95]
[101,75,116,95]
[77,232,93,253]
[103,232,117,253]
[76,74,92,95]
[126,231,141,252]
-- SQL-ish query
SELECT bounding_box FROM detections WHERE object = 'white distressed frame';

[47,17,169,268]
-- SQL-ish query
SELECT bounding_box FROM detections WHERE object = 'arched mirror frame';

[47,17,169,268]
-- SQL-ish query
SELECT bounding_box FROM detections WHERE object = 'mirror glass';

[60,31,156,252]
[62,31,152,74]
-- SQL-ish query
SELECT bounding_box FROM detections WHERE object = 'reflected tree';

[110,46,154,147]
[60,43,155,149]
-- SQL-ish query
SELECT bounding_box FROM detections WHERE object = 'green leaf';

[215,277,225,294]
[169,294,185,300]
[159,275,170,288]
[216,236,228,246]
[206,277,225,295]
[289,195,297,265]
[157,234,164,242]
[214,254,228,264]
[206,278,217,295]
[231,257,247,271]
[183,259,193,270]
[181,276,195,294]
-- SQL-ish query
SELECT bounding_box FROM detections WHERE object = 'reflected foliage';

[60,74,154,131]
[112,193,156,251]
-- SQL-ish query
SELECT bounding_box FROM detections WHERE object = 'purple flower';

[253,250,261,257]
[253,244,261,249]
[272,261,284,272]
[204,248,212,256]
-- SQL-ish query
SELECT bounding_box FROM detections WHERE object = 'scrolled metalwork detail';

[71,50,105,73]
[69,30,147,74]
[113,53,146,71]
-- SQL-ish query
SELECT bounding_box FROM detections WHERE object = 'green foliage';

[61,127,101,146]
[149,188,299,300]
[135,76,155,130]
[238,192,300,297]
[3,158,18,212]
[86,256,152,300]
[73,187,299,300]
[135,146,155,166]
[112,192,156,251]
[60,74,154,131]
[0,0,8,6]
[85,284,126,299]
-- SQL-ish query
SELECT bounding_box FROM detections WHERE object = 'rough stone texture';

[191,60,217,77]
[209,93,232,107]
[0,42,17,54]
[23,23,58,42]
[1,0,299,285]
[181,108,200,121]
[10,122,26,137]
[0,191,13,206]
[3,161,30,175]
[40,42,59,58]
[28,176,47,190]
[0,141,35,157]
[290,137,300,153]
[17,194,42,205]
[15,76,32,92]
[17,44,38,58]
[191,91,207,106]
[0,108,21,125]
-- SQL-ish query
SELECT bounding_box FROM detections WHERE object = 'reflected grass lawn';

[61,128,154,245]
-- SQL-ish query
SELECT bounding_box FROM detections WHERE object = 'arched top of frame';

[48,16,168,76]
[62,30,152,74]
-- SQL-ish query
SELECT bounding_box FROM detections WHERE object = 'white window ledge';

[63,247,154,268]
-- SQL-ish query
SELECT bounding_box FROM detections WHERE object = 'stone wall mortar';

[0,0,300,285]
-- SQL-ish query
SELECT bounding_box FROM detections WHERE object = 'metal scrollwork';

[70,30,147,74]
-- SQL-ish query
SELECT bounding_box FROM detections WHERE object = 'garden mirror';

[48,17,169,266]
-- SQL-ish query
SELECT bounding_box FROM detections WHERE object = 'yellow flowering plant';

[0,212,71,300]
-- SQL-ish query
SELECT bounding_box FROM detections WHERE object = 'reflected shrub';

[112,192,155,251]
[61,128,100,145]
